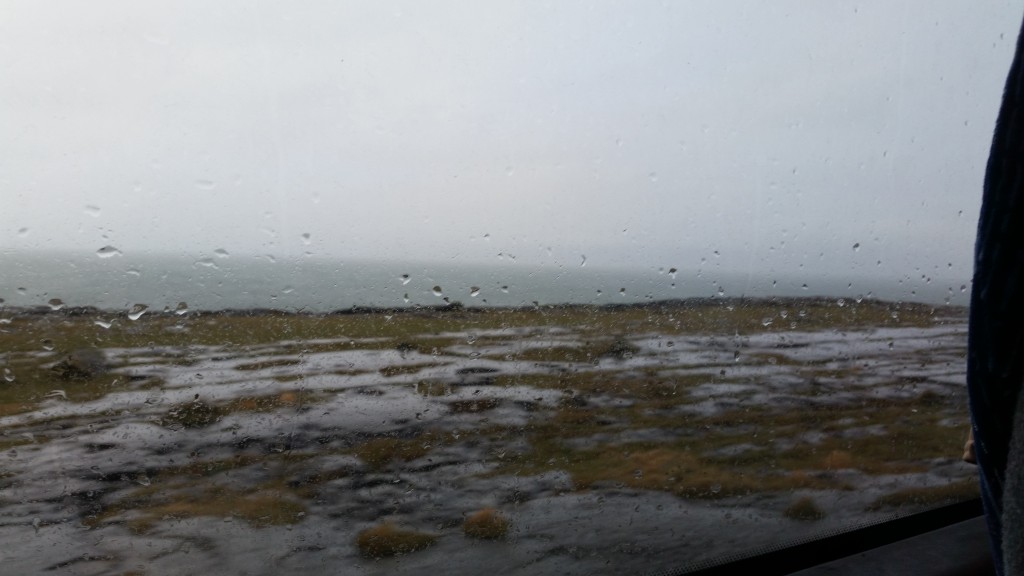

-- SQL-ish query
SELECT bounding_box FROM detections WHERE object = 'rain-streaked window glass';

[1,2,1016,574]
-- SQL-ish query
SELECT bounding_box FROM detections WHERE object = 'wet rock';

[52,348,108,380]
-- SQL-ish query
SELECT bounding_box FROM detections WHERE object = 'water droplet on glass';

[668,268,678,279]
[195,179,216,190]
[501,286,509,293]
[126,268,141,277]
[432,286,443,297]
[761,317,773,327]
[505,166,515,176]
[852,243,860,251]
[3,368,14,382]
[47,298,64,311]
[801,283,808,290]
[96,245,122,258]
[41,339,54,351]
[301,233,311,245]
[717,286,725,297]
[400,274,411,285]
[214,248,229,258]
[403,293,410,304]
[194,258,218,269]
[960,285,967,293]
[17,287,27,296]
[85,205,101,217]
[648,172,658,182]
[94,319,112,329]
[710,484,722,495]
[175,302,189,315]
[619,288,626,296]
[127,304,148,321]
[470,287,480,297]
[836,298,846,307]
[580,255,587,268]
[17,228,29,237]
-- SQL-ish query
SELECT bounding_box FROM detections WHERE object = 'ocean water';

[0,251,968,312]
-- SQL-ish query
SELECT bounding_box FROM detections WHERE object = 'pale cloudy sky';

[1,1,1021,283]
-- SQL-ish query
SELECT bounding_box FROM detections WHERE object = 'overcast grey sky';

[2,1,1020,282]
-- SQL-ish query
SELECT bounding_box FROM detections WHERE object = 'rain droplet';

[195,179,216,190]
[127,304,148,321]
[47,298,64,311]
[960,285,967,293]
[648,172,658,182]
[41,339,54,351]
[501,286,509,293]
[94,319,112,329]
[852,243,860,251]
[580,255,587,268]
[301,233,311,245]
[17,228,29,237]
[837,298,846,307]
[175,302,189,315]
[470,287,480,297]
[194,258,218,269]
[96,245,122,258]
[85,205,101,217]
[761,317,773,327]
[3,368,14,382]
[214,248,229,258]
[619,288,626,296]
[403,293,410,304]
[400,274,411,285]
[801,283,808,290]
[668,268,678,279]
[717,286,725,297]
[126,268,141,277]
[432,286,443,297]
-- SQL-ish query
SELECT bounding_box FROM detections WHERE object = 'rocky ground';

[0,299,977,575]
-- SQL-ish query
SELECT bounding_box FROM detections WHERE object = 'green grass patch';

[356,523,437,558]
[784,496,826,521]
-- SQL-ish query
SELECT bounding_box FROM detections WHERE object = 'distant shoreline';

[2,296,967,318]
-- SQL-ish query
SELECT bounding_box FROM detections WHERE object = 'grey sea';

[0,250,969,312]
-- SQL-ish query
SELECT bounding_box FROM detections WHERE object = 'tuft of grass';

[234,358,303,371]
[380,362,443,377]
[353,434,439,471]
[866,479,979,511]
[463,508,509,540]
[784,496,826,521]
[356,523,437,558]
[823,450,854,470]
[162,400,226,428]
[119,488,306,533]
[450,399,501,413]
[601,337,639,360]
